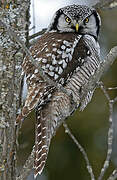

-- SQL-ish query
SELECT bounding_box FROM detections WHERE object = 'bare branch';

[99,82,111,101]
[29,28,46,40]
[107,87,117,90]
[107,169,117,180]
[63,122,95,180]
[98,83,114,180]
[113,96,117,103]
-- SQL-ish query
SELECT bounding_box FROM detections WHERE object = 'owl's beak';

[75,23,79,32]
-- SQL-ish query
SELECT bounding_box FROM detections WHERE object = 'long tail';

[34,91,71,178]
[34,106,50,178]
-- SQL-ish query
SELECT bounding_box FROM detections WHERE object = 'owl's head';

[47,4,101,39]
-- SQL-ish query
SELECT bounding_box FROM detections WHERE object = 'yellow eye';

[65,16,71,24]
[84,18,89,23]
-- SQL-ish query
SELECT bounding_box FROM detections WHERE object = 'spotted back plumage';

[16,4,101,179]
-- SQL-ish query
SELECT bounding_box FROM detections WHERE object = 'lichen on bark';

[0,1,30,180]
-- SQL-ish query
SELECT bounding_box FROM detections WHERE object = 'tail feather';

[34,107,50,178]
[34,91,71,178]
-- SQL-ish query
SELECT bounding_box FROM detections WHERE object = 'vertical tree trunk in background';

[0,1,30,180]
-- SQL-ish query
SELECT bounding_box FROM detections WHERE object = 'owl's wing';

[16,32,81,122]
[79,35,100,110]
[65,34,100,110]
[33,33,100,178]
[16,33,53,123]
[16,55,55,123]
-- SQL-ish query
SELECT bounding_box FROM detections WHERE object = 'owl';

[16,4,101,179]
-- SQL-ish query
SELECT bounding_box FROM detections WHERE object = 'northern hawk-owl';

[17,4,101,178]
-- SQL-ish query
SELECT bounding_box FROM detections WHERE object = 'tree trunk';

[0,1,30,180]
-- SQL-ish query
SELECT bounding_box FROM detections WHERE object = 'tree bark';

[0,1,30,180]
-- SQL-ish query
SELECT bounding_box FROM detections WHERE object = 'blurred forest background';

[17,0,117,180]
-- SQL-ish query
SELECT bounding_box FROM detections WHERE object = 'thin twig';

[98,83,114,180]
[29,28,47,40]
[63,122,95,180]
[113,96,117,103]
[99,82,111,101]
[107,87,117,90]
[107,169,117,180]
